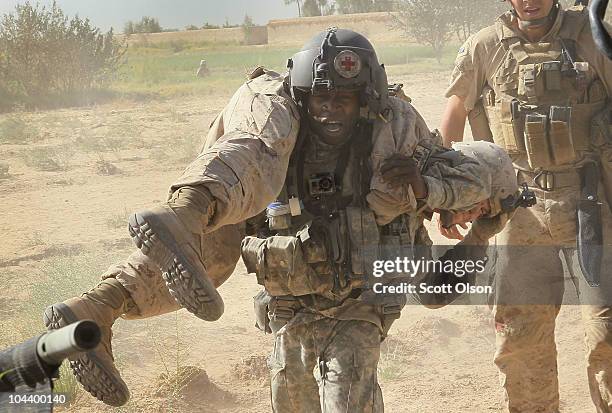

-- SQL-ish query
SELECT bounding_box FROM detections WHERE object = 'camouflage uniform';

[101,69,490,411]
[446,6,612,412]
[46,28,492,408]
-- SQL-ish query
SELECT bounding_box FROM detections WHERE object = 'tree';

[123,20,134,35]
[242,14,258,44]
[316,0,336,15]
[284,0,303,17]
[391,0,456,63]
[136,16,162,33]
[450,0,507,42]
[201,21,219,29]
[334,0,393,14]
[222,18,238,28]
[302,0,322,16]
[123,16,162,34]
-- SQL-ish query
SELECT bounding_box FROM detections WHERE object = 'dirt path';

[0,72,592,413]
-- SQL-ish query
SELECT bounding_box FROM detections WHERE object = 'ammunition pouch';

[524,112,553,168]
[485,98,606,168]
[241,230,334,297]
[485,95,526,155]
[548,105,574,164]
[484,39,607,168]
[253,290,303,334]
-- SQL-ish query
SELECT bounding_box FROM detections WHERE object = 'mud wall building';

[119,12,406,47]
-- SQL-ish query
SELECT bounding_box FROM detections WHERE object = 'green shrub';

[0,1,126,110]
[0,116,41,144]
[24,145,75,171]
[124,16,163,35]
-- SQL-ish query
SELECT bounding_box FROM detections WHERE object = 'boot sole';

[43,303,130,407]
[128,211,224,321]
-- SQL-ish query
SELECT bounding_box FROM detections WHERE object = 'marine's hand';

[380,154,428,199]
[436,214,468,240]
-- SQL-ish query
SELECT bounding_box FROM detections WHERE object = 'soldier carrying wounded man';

[44,28,533,411]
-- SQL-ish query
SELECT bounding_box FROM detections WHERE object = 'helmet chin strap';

[511,1,559,30]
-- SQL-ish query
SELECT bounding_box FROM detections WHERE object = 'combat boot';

[127,186,224,321]
[43,278,132,406]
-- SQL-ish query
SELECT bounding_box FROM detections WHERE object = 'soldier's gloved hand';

[380,154,428,199]
[437,216,468,241]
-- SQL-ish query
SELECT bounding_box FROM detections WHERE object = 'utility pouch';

[253,289,272,333]
[240,235,334,297]
[346,206,380,288]
[297,224,327,264]
[548,106,575,165]
[519,64,542,101]
[489,99,525,155]
[524,113,553,168]
[572,101,607,151]
[297,224,336,278]
[502,99,525,153]
[542,61,562,91]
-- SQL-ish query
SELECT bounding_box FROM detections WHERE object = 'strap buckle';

[382,304,402,316]
[270,298,298,322]
[533,170,555,192]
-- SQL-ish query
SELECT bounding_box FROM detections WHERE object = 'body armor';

[483,12,608,170]
[241,122,415,319]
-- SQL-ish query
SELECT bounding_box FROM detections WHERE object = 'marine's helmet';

[286,28,389,116]
[452,141,520,217]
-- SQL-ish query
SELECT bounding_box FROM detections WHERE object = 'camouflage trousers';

[491,185,612,413]
[269,317,383,413]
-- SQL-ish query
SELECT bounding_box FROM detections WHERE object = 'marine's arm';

[440,95,469,147]
[441,32,494,147]
[419,143,492,213]
[367,99,491,224]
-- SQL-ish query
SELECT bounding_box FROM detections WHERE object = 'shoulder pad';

[471,22,502,43]
[559,7,589,41]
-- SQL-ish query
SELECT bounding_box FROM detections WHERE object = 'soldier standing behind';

[440,1,612,412]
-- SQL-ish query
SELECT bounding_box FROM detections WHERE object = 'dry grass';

[0,115,42,144]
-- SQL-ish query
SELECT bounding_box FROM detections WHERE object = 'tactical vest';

[483,12,607,170]
[240,119,422,306]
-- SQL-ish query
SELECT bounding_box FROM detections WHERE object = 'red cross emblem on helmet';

[334,50,361,79]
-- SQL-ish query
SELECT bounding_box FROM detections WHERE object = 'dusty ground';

[0,71,593,412]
